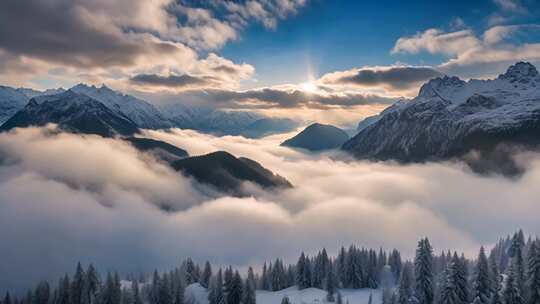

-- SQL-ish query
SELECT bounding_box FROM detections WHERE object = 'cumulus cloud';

[219,0,307,30]
[392,24,540,78]
[0,0,302,90]
[318,66,442,96]
[2,126,540,294]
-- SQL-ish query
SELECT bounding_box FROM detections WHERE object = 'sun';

[300,81,317,93]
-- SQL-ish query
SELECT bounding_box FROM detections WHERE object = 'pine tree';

[201,262,212,288]
[85,264,101,304]
[150,270,160,304]
[509,231,526,297]
[326,266,337,302]
[72,263,85,304]
[389,249,403,284]
[504,263,524,304]
[131,281,142,304]
[208,269,224,304]
[414,238,434,304]
[297,252,311,289]
[368,293,373,304]
[34,281,50,304]
[345,247,362,289]
[226,271,243,304]
[184,259,197,285]
[439,253,468,304]
[243,267,256,304]
[281,296,291,304]
[57,275,71,304]
[158,273,172,304]
[397,263,413,304]
[527,241,540,304]
[472,247,491,304]
[4,292,12,304]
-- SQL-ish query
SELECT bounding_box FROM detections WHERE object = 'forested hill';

[2,231,539,304]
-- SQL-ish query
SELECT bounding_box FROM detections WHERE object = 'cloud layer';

[2,126,540,294]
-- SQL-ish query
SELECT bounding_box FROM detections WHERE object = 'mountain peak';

[418,75,465,98]
[499,61,538,83]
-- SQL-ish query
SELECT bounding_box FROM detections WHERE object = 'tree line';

[2,230,539,304]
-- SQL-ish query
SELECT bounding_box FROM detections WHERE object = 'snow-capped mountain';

[0,90,139,137]
[70,84,171,129]
[0,86,67,124]
[0,86,30,124]
[343,62,540,175]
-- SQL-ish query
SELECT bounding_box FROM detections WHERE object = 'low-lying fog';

[1,126,539,293]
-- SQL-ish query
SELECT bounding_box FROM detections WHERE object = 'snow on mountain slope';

[71,84,171,129]
[0,90,139,137]
[343,62,540,175]
[183,283,381,304]
[0,86,29,124]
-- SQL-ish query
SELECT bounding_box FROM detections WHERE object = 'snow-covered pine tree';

[414,238,434,304]
[149,270,160,304]
[85,264,101,304]
[281,296,291,304]
[224,266,234,295]
[398,263,413,304]
[226,271,243,304]
[337,247,347,288]
[208,269,224,304]
[131,281,142,304]
[509,231,526,297]
[345,246,362,289]
[369,292,373,304]
[527,240,540,304]
[326,265,337,302]
[158,273,172,304]
[243,267,256,304]
[504,263,524,304]
[389,249,403,284]
[472,247,491,304]
[200,261,212,288]
[296,252,311,289]
[184,259,197,285]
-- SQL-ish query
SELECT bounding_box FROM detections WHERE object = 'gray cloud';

[0,0,176,69]
[320,66,442,90]
[142,88,396,110]
[130,74,217,89]
[2,126,540,295]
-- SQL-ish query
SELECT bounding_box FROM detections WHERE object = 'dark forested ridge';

[2,231,539,304]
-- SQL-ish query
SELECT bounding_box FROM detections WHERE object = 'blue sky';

[218,0,540,87]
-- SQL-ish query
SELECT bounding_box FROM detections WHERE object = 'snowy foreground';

[183,283,381,304]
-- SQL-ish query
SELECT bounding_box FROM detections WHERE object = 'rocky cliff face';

[343,62,540,175]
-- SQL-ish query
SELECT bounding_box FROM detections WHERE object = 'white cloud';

[392,24,540,77]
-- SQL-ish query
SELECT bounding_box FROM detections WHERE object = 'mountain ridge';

[343,62,540,175]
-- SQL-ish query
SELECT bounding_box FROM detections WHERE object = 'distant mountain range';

[0,83,298,138]
[281,123,350,151]
[343,62,540,175]
[0,90,139,137]
[0,85,292,194]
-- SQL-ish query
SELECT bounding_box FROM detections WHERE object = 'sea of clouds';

[1,126,540,293]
